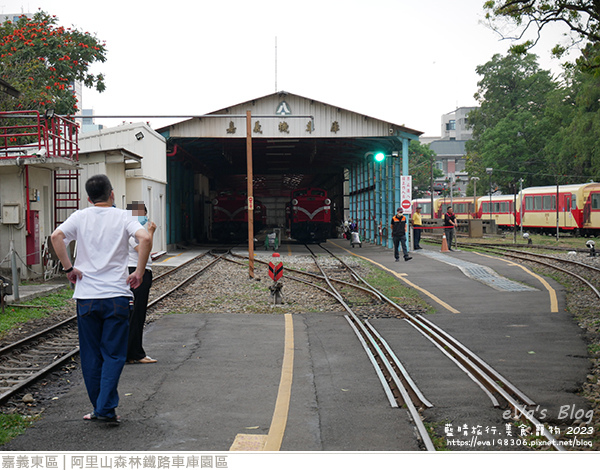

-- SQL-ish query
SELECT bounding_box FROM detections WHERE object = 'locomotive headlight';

[325,198,331,205]
[292,199,298,206]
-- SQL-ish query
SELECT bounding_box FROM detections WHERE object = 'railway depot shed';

[159,91,422,247]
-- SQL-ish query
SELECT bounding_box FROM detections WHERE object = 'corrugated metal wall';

[169,94,403,139]
[347,138,410,249]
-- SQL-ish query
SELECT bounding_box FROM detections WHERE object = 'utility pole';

[246,111,254,278]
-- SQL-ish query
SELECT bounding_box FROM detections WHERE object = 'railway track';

[304,244,436,451]
[0,316,79,406]
[435,239,600,302]
[305,243,566,451]
[148,250,228,309]
[0,249,231,409]
[0,244,580,450]
[231,244,565,450]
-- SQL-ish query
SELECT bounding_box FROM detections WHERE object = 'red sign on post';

[248,196,254,211]
[401,175,412,215]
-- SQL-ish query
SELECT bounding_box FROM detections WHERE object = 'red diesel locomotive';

[288,187,332,242]
[211,191,266,240]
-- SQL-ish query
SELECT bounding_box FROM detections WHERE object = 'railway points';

[0,240,594,453]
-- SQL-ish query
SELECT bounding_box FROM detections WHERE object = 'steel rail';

[306,247,436,451]
[321,244,567,450]
[459,243,600,301]
[402,318,500,408]
[148,251,226,309]
[152,252,210,282]
[501,251,600,300]
[364,320,433,409]
[0,251,223,406]
[0,319,80,405]
[229,252,383,300]
[344,316,398,408]
[0,315,77,355]
[317,243,538,405]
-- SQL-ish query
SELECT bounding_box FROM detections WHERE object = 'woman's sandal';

[128,356,157,364]
[83,412,121,425]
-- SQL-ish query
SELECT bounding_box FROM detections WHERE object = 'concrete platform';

[0,239,593,454]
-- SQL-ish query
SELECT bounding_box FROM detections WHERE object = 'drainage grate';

[419,252,537,292]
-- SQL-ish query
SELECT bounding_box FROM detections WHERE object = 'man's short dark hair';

[85,174,113,203]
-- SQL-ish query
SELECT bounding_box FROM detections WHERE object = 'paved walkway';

[0,240,593,456]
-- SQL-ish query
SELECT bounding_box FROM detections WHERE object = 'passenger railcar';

[211,191,266,240]
[479,194,519,228]
[289,187,331,242]
[581,183,600,236]
[408,182,600,237]
[411,198,442,219]
[438,197,477,220]
[519,184,584,234]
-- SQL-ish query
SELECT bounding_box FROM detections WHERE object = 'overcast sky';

[4,0,575,136]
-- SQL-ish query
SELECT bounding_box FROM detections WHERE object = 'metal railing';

[0,110,79,161]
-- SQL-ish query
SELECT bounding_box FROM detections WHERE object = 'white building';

[78,122,168,253]
[0,118,167,282]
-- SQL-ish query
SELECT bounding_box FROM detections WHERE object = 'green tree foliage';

[408,140,444,198]
[466,52,558,190]
[0,10,106,114]
[545,65,600,181]
[483,1,600,73]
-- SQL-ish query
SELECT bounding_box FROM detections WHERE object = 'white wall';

[0,164,57,280]
[79,122,168,252]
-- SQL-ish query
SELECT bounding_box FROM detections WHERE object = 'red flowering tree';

[0,10,106,114]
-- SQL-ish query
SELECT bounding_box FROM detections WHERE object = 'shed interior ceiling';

[167,135,403,193]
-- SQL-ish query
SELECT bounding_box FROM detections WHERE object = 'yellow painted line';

[474,252,558,313]
[329,241,461,314]
[229,313,294,452]
[263,313,294,451]
[155,252,184,264]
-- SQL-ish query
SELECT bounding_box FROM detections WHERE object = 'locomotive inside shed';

[158,91,422,246]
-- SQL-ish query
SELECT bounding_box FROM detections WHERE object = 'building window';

[446,120,456,131]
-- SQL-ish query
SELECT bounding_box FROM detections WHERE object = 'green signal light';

[374,152,385,162]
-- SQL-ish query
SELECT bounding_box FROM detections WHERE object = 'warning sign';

[401,176,412,215]
[268,261,283,281]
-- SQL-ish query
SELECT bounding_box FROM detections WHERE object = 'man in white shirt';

[51,174,151,425]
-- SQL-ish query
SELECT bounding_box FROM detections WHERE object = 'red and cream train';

[412,182,600,236]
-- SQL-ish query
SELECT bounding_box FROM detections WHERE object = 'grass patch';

[424,421,449,450]
[0,414,37,445]
[0,288,73,336]
[362,260,435,314]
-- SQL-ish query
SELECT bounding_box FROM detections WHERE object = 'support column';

[386,157,394,248]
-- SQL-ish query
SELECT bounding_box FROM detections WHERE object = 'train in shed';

[287,187,332,242]
[211,191,266,240]
[412,182,600,236]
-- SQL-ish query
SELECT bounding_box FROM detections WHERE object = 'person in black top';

[391,208,412,262]
[444,206,457,251]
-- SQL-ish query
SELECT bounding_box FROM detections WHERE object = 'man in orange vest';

[391,208,412,262]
